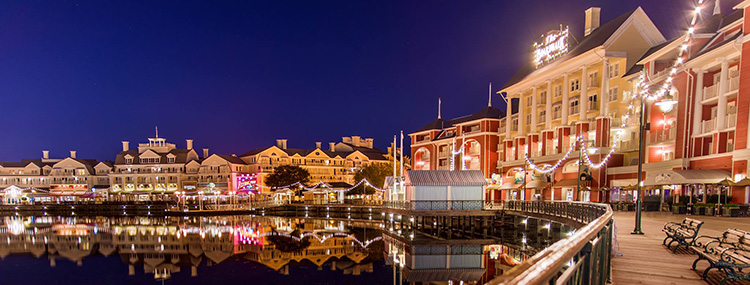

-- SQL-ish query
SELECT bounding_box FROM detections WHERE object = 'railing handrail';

[488,200,613,285]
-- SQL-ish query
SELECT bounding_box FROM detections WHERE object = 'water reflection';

[0,215,564,284]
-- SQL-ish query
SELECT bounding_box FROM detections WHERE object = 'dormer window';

[125,158,133,164]
[168,157,175,163]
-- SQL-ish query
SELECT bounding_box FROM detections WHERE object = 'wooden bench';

[662,218,703,251]
[691,229,750,283]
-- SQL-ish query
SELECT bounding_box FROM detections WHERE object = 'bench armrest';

[694,235,722,248]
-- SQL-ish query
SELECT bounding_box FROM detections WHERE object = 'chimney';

[122,141,130,152]
[70,150,77,159]
[342,137,352,144]
[203,148,209,158]
[329,142,336,152]
[584,7,601,36]
[352,136,361,147]
[186,139,194,150]
[315,142,322,149]
[42,150,49,160]
[365,138,374,149]
[276,139,288,149]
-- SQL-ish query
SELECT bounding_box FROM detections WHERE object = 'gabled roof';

[415,106,507,133]
[407,170,487,186]
[114,148,197,165]
[0,159,56,168]
[502,9,639,90]
[215,154,247,165]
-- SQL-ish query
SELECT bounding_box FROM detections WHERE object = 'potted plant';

[694,204,706,215]
[624,202,635,211]
[723,204,740,217]
[705,204,715,216]
[671,203,686,214]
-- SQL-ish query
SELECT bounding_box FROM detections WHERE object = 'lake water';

[0,215,566,284]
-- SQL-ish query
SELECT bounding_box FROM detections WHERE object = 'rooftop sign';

[533,26,569,68]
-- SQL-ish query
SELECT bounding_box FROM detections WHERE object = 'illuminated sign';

[533,26,569,68]
[50,184,88,190]
[234,173,257,192]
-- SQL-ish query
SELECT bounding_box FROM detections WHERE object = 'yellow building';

[497,7,666,202]
[240,136,389,192]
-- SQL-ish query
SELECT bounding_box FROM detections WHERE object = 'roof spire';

[155,126,159,138]
[438,97,442,119]
[714,0,721,15]
[488,82,492,107]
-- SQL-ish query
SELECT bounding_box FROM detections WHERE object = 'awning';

[525,180,549,190]
[611,179,637,187]
[732,178,750,187]
[554,179,579,187]
[404,268,486,282]
[498,182,520,190]
[644,169,730,186]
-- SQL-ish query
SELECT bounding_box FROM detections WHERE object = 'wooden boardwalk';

[611,212,750,284]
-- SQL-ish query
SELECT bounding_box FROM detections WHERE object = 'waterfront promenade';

[612,212,750,284]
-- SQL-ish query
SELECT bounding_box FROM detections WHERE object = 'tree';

[265,165,311,189]
[351,163,392,195]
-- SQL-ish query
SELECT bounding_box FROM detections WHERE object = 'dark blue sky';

[0,0,725,161]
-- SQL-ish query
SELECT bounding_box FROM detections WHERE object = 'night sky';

[0,0,729,161]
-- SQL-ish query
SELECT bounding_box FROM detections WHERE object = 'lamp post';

[577,139,596,202]
[632,91,677,235]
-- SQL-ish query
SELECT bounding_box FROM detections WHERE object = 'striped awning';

[407,170,487,186]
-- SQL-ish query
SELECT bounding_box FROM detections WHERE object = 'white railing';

[726,113,737,129]
[647,127,676,144]
[704,84,718,100]
[729,76,740,93]
[618,140,639,151]
[702,119,717,133]
[653,68,670,79]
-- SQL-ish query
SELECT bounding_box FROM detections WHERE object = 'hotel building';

[498,6,665,202]
[239,136,389,192]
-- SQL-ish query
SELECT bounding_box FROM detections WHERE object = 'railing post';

[581,241,593,285]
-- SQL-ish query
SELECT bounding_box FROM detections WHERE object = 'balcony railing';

[702,119,717,133]
[647,127,676,144]
[437,151,449,157]
[487,201,613,285]
[729,76,740,93]
[704,84,718,100]
[726,113,737,129]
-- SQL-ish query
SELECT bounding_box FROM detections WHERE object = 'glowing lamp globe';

[655,94,678,113]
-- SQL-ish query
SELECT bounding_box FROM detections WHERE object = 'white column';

[580,65,588,122]
[693,69,704,135]
[519,93,526,136]
[546,81,553,129]
[506,95,512,138]
[531,87,538,129]
[600,60,609,116]
[562,73,569,125]
[717,60,729,130]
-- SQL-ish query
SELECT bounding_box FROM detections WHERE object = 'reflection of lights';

[521,219,528,225]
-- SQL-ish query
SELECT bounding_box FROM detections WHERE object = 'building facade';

[240,136,390,192]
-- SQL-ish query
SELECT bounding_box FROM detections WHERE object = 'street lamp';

[632,90,677,235]
[577,139,596,202]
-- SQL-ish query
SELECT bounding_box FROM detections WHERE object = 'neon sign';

[533,26,569,68]
[235,173,257,191]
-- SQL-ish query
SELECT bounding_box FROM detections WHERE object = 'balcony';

[464,126,481,134]
[438,150,449,157]
[647,127,676,144]
[652,68,670,80]
[729,76,740,93]
[611,116,639,128]
[617,140,639,152]
[552,111,561,120]
[726,113,737,129]
[702,119,717,133]
[703,84,718,101]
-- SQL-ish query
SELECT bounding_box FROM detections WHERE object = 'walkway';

[611,211,750,284]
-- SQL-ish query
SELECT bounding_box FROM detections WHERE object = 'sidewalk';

[611,211,750,284]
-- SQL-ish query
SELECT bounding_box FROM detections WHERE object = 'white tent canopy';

[644,169,730,186]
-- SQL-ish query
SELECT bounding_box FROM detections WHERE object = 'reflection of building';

[0,215,383,281]
[384,233,487,284]
[110,134,201,200]
[240,136,389,192]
